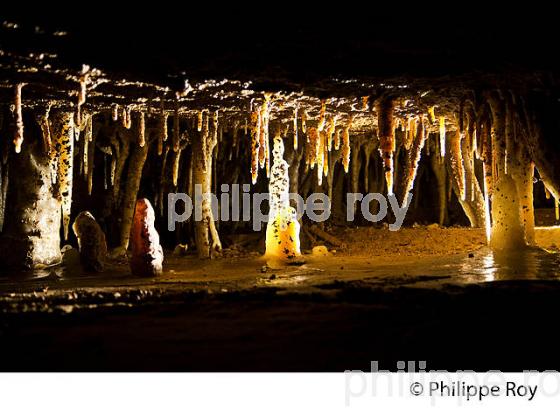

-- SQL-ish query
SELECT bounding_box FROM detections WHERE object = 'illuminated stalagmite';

[265,133,301,260]
[490,175,526,250]
[0,125,62,270]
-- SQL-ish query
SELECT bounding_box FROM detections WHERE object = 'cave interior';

[1,12,560,371]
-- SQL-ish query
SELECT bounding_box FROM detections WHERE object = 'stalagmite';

[130,198,164,276]
[450,129,466,201]
[490,175,526,251]
[13,83,25,153]
[376,97,395,195]
[72,211,108,272]
[265,133,301,261]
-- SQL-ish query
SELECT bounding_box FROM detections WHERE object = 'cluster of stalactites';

[301,101,348,186]
[250,94,272,184]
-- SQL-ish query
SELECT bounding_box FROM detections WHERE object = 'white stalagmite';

[265,133,301,261]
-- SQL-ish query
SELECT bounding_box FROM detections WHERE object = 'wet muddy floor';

[2,227,560,371]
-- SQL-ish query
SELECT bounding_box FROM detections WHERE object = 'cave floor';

[1,226,560,371]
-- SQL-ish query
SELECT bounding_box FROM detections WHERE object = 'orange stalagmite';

[293,106,298,150]
[376,97,395,195]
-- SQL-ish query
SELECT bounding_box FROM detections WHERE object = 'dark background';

[2,7,560,84]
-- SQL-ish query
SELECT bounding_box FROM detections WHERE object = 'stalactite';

[157,112,168,156]
[362,96,369,111]
[250,109,260,184]
[258,95,271,170]
[439,116,446,157]
[36,104,52,154]
[301,109,307,133]
[197,110,203,132]
[112,104,119,121]
[173,106,181,152]
[123,106,132,129]
[402,116,426,204]
[87,125,96,195]
[306,127,319,169]
[376,97,395,195]
[293,106,298,150]
[428,106,436,123]
[52,111,75,240]
[172,148,182,187]
[138,111,146,147]
[159,145,170,216]
[450,128,466,201]
[13,83,25,153]
[326,116,336,152]
[334,128,342,150]
[342,116,352,173]
[318,100,327,131]
[317,128,325,186]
